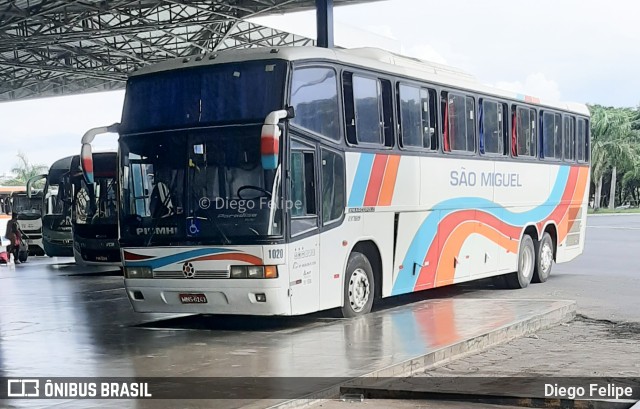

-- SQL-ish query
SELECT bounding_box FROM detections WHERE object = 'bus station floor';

[0,257,574,409]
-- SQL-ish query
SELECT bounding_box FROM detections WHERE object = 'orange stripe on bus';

[378,155,400,206]
[435,221,518,286]
[363,155,388,207]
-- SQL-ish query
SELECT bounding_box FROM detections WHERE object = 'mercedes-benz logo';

[182,262,195,278]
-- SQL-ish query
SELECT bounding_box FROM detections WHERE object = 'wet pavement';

[1,257,572,408]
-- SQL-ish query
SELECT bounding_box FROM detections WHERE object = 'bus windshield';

[120,126,282,245]
[12,194,42,215]
[74,178,117,226]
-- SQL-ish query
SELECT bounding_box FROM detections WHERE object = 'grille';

[153,270,230,279]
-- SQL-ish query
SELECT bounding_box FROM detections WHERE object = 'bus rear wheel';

[341,252,374,318]
[533,232,554,283]
[504,234,535,289]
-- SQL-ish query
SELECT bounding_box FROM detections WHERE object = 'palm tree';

[1,152,48,187]
[589,105,637,210]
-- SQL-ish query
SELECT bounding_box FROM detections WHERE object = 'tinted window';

[542,112,563,160]
[444,92,475,152]
[577,118,589,162]
[515,107,537,157]
[291,67,340,140]
[399,84,421,147]
[291,151,316,217]
[563,116,576,161]
[353,75,382,144]
[481,99,506,155]
[121,61,286,133]
[321,149,345,224]
[399,84,436,150]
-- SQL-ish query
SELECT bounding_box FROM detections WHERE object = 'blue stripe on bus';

[348,153,375,207]
[126,248,237,270]
[392,166,570,295]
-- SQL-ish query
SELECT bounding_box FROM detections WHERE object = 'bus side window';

[343,72,392,147]
[542,111,562,160]
[480,99,506,155]
[398,85,437,151]
[353,75,382,145]
[290,67,340,141]
[577,118,589,162]
[515,106,537,158]
[343,72,357,145]
[380,79,394,147]
[442,91,475,153]
[563,116,576,161]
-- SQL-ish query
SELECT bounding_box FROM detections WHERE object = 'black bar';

[1,377,639,400]
[315,0,334,48]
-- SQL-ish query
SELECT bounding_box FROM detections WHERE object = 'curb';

[338,387,637,409]
[247,300,576,409]
[587,212,640,217]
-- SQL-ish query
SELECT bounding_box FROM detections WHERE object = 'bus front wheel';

[505,235,535,289]
[341,252,374,318]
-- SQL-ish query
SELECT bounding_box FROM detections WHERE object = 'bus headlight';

[247,266,264,278]
[230,265,278,279]
[230,265,247,278]
[124,266,153,279]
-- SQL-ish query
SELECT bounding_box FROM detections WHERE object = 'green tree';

[589,105,637,209]
[1,152,48,187]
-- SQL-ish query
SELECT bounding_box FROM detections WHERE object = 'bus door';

[287,138,320,315]
[317,146,348,311]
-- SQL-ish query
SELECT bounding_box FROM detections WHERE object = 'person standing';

[5,213,21,264]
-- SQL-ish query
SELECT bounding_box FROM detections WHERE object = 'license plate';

[179,293,207,304]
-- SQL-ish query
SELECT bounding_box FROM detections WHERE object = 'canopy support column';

[315,0,334,48]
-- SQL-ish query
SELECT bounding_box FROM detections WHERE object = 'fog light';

[247,266,264,278]
[132,290,144,300]
[256,293,266,302]
[230,265,247,278]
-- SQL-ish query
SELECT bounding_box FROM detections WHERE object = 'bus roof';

[48,155,78,183]
[131,46,589,117]
[0,186,26,195]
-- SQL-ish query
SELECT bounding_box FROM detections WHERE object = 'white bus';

[82,47,590,317]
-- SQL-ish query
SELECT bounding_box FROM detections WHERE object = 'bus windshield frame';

[119,125,284,247]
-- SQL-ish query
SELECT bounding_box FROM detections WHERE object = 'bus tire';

[505,235,535,289]
[341,252,374,318]
[533,232,554,283]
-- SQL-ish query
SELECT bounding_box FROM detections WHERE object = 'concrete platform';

[0,258,575,409]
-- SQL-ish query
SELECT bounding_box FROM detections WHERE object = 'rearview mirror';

[261,110,289,171]
[81,143,94,185]
[261,124,281,170]
[27,174,47,199]
[80,123,119,185]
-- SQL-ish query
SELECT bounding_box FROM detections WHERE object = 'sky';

[1,0,639,176]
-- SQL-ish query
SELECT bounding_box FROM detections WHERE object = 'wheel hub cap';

[541,243,553,272]
[348,268,370,313]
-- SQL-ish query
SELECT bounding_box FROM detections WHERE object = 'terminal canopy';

[0,0,375,102]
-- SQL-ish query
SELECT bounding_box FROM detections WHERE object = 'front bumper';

[124,278,291,316]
